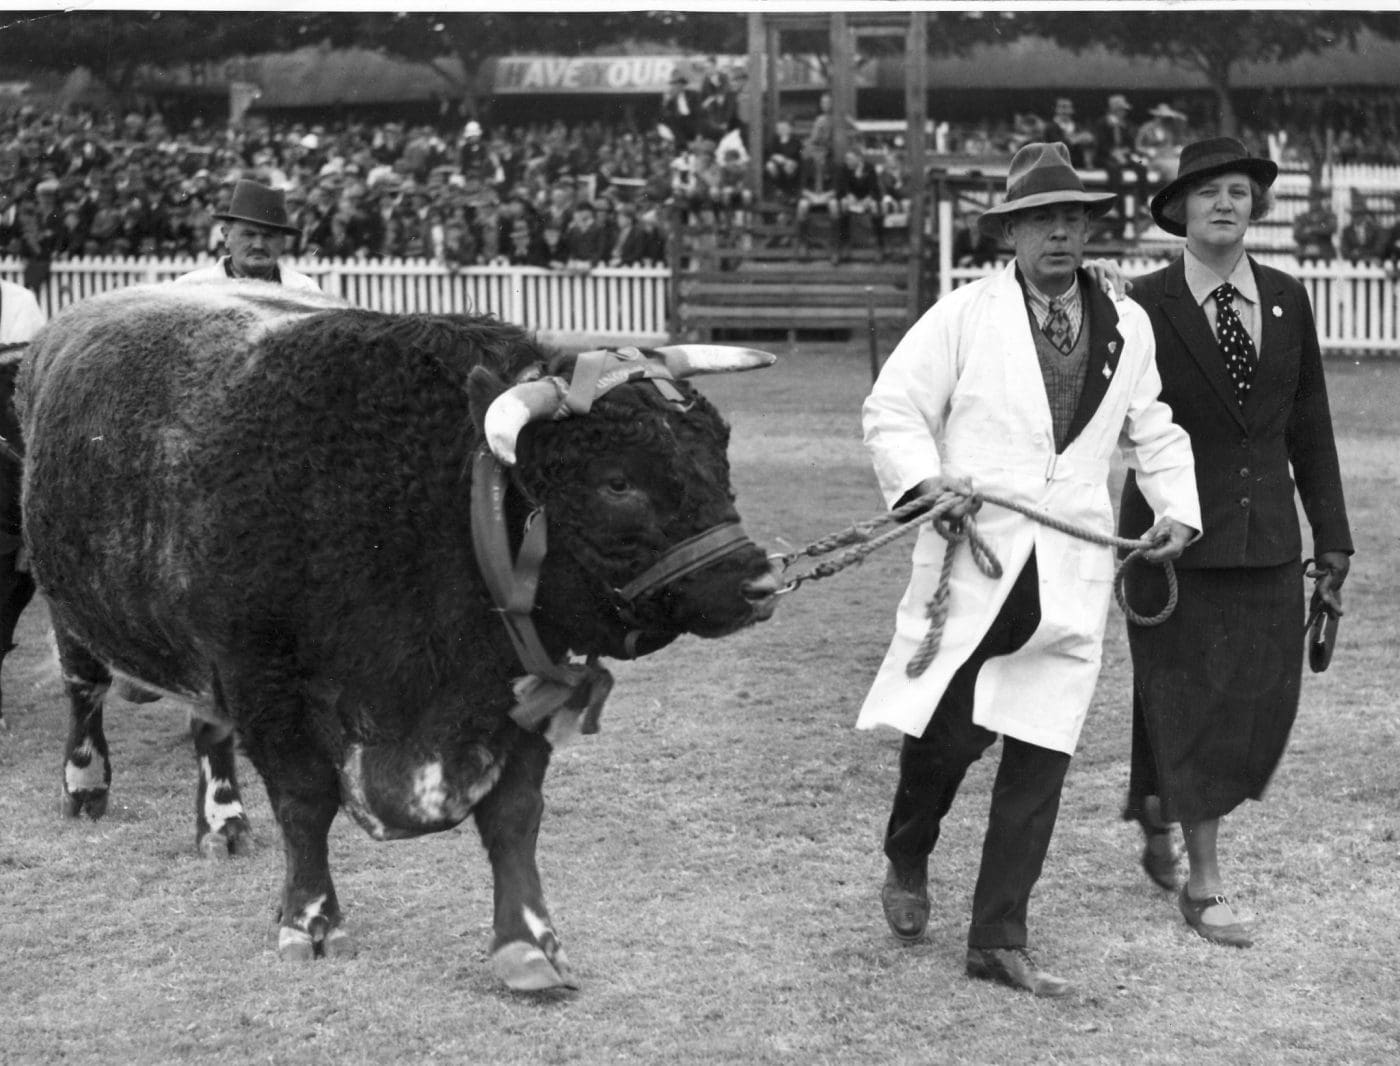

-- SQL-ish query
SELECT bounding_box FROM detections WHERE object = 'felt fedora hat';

[214,179,301,235]
[977,141,1116,238]
[1149,137,1278,236]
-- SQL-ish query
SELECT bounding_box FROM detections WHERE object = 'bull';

[19,282,780,990]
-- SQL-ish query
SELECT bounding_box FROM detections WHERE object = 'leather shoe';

[1178,890,1253,948]
[966,946,1073,998]
[1139,825,1181,892]
[880,860,929,942]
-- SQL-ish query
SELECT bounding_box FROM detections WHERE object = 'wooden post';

[905,11,928,323]
[746,12,765,206]
[829,11,852,165]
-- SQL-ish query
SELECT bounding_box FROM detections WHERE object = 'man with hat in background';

[858,141,1200,996]
[1091,94,1150,238]
[176,178,319,291]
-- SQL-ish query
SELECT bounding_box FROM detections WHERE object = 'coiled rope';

[771,486,1177,678]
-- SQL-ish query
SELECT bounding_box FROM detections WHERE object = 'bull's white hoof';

[491,941,579,992]
[277,926,317,962]
[198,832,232,861]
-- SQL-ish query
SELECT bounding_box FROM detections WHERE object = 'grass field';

[0,340,1397,1065]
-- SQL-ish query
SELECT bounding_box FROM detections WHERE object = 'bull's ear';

[467,365,508,440]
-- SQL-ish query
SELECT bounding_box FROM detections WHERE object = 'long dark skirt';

[1123,560,1305,824]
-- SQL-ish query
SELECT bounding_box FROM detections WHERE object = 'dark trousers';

[1122,683,1158,826]
[883,553,1072,949]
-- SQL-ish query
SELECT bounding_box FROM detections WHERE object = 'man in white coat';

[860,142,1200,997]
[175,179,320,292]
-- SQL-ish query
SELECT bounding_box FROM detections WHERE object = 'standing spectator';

[175,179,319,290]
[19,177,62,292]
[1136,104,1187,183]
[1339,192,1385,262]
[660,72,702,147]
[1046,98,1093,168]
[1119,137,1351,947]
[804,92,839,193]
[1091,94,1149,238]
[1293,185,1337,262]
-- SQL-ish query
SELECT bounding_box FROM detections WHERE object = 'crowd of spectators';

[5,78,1400,286]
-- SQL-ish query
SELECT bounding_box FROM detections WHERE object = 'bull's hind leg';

[192,717,253,859]
[56,624,113,819]
[0,549,35,729]
[473,730,576,991]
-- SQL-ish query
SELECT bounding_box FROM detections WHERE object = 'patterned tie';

[1044,296,1074,354]
[1212,282,1257,405]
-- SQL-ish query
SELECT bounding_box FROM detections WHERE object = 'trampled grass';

[0,341,1396,1065]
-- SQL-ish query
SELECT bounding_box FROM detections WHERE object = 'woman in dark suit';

[1117,138,1353,947]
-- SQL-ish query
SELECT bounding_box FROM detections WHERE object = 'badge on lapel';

[1272,305,1283,318]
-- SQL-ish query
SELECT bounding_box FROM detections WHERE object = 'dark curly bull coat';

[19,282,777,990]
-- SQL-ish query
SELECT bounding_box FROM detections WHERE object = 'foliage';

[1020,9,1400,136]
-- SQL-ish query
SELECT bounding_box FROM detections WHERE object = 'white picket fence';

[946,255,1400,355]
[0,257,672,342]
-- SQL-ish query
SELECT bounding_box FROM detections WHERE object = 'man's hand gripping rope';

[770,482,1182,678]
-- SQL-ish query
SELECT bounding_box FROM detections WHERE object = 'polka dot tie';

[1044,297,1074,354]
[1212,283,1257,406]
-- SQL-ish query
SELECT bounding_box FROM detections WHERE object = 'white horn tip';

[653,344,778,376]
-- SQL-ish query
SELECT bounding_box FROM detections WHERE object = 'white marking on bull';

[295,893,328,929]
[199,756,245,832]
[544,709,584,749]
[463,756,504,809]
[409,761,450,821]
[522,905,553,943]
[64,738,106,794]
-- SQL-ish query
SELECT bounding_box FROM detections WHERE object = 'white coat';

[175,258,322,293]
[0,279,47,344]
[858,262,1200,754]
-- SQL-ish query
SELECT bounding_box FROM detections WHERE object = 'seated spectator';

[504,214,547,266]
[764,120,804,204]
[1046,97,1094,169]
[540,219,567,268]
[1293,187,1338,262]
[1136,103,1187,181]
[559,200,606,268]
[830,147,886,264]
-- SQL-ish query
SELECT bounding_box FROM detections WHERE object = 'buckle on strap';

[616,523,752,602]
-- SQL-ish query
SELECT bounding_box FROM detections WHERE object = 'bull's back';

[21,283,342,691]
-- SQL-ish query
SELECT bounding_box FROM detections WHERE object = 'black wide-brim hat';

[977,141,1116,239]
[1149,137,1279,237]
[214,178,302,236]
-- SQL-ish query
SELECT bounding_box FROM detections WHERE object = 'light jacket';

[175,258,322,293]
[858,261,1200,753]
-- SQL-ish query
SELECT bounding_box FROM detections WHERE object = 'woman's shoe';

[1178,889,1254,948]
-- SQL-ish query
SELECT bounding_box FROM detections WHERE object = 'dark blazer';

[1118,256,1353,568]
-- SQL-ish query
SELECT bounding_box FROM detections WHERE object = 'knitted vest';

[1030,308,1090,453]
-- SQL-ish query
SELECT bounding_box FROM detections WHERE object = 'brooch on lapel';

[1272,305,1283,318]
[1108,341,1118,354]
[1102,363,1112,379]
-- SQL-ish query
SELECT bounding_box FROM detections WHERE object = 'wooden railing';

[0,257,672,342]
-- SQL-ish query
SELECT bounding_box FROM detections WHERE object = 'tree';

[1021,9,1400,138]
[0,10,311,101]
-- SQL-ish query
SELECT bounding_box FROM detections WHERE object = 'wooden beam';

[905,11,929,322]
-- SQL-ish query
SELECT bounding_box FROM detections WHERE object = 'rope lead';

[772,486,1178,678]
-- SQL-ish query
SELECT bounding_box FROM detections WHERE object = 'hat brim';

[214,211,303,236]
[977,190,1116,239]
[1149,157,1278,237]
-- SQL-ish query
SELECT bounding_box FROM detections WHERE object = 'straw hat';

[214,179,301,235]
[977,142,1115,239]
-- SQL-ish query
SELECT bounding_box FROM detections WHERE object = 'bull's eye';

[606,475,630,494]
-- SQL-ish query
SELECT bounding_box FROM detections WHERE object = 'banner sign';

[486,54,838,95]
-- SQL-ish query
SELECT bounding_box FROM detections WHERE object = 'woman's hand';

[1313,551,1350,615]
[1083,257,1132,300]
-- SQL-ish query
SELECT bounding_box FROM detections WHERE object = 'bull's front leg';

[192,717,253,860]
[56,625,112,820]
[473,729,576,992]
[0,547,35,729]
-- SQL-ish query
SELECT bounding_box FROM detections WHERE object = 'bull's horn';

[483,376,568,466]
[651,344,777,378]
